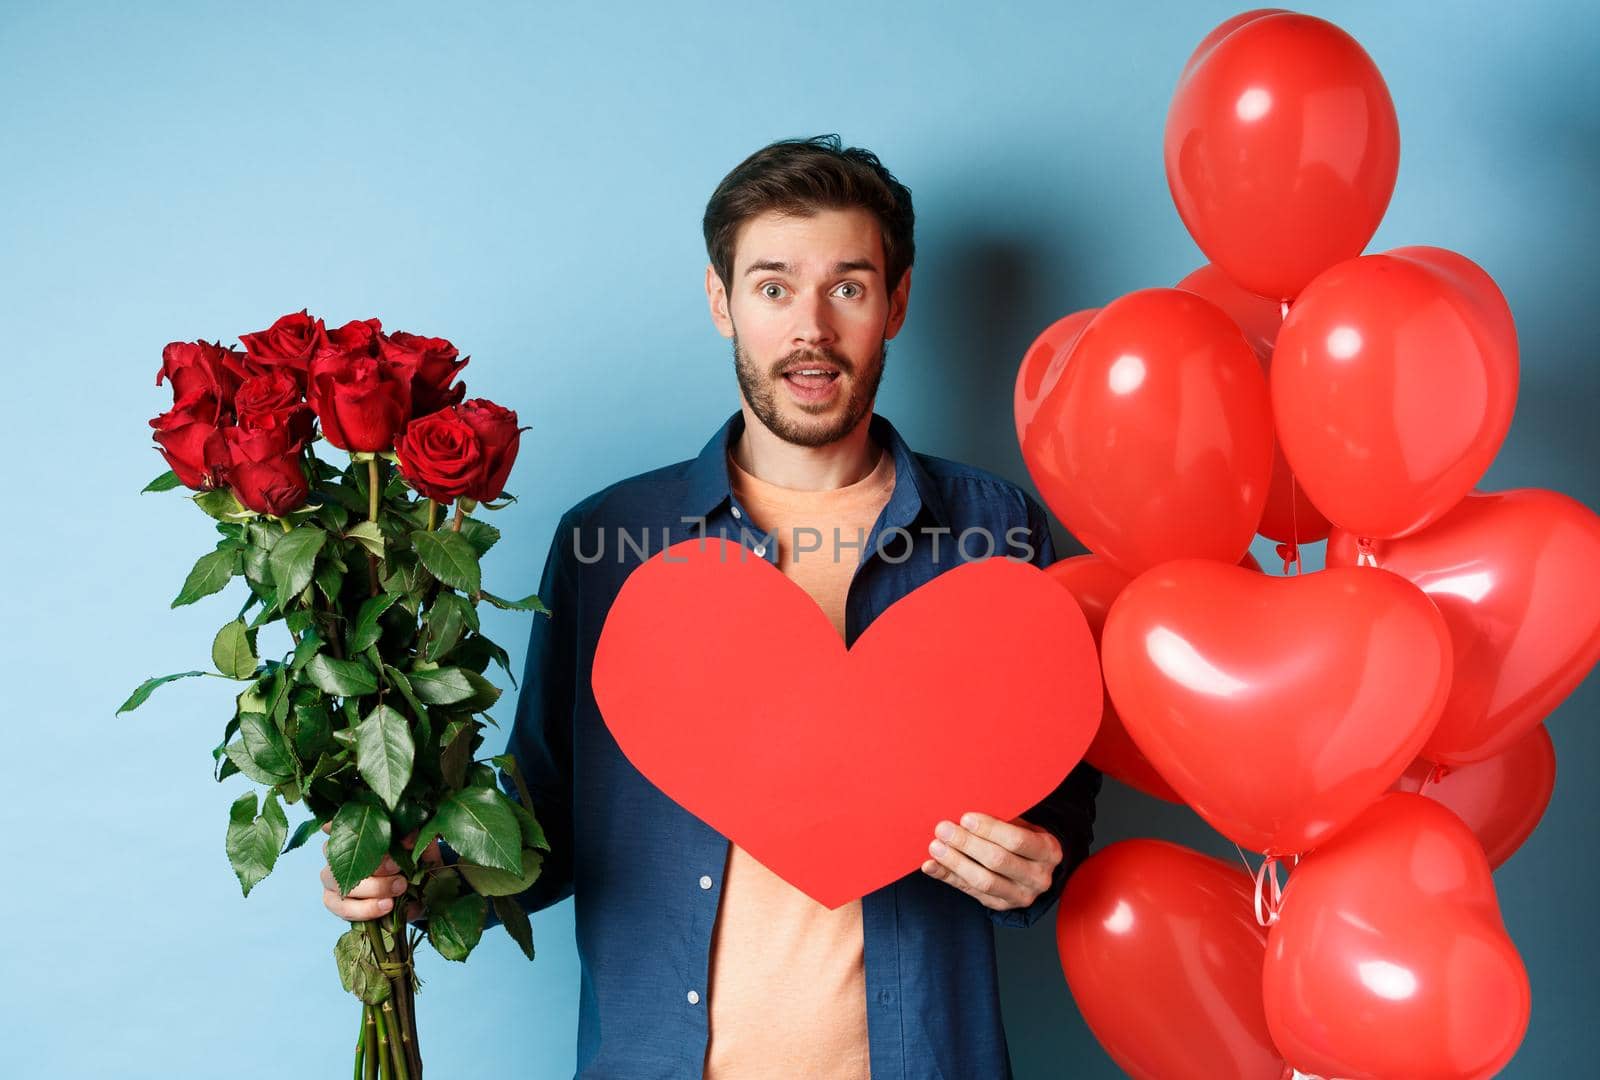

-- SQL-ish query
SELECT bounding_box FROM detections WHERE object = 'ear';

[706,264,734,339]
[884,266,913,341]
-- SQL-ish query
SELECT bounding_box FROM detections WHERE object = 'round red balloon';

[1057,839,1286,1080]
[1273,246,1519,540]
[1329,488,1600,763]
[1101,560,1450,855]
[1046,557,1181,803]
[1021,288,1273,577]
[1265,793,1530,1080]
[1393,724,1556,870]
[1165,11,1399,301]
[1177,263,1331,545]
[1014,308,1097,446]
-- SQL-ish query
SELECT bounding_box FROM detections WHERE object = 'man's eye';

[761,283,787,300]
[835,282,863,299]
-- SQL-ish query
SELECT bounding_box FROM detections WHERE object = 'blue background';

[2,1,1594,1075]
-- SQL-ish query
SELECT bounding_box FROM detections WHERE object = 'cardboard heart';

[1102,560,1452,855]
[1264,793,1530,1079]
[591,537,1102,908]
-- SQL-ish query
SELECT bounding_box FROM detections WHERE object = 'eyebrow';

[742,259,881,277]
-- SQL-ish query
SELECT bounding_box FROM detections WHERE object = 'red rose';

[307,352,413,452]
[236,370,315,445]
[239,309,328,385]
[157,339,249,417]
[457,398,526,501]
[382,331,469,417]
[314,317,384,364]
[224,423,309,517]
[394,408,483,502]
[150,394,230,490]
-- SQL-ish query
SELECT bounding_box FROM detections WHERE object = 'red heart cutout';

[1264,793,1531,1080]
[591,537,1102,908]
[1101,560,1451,855]
[1330,488,1600,765]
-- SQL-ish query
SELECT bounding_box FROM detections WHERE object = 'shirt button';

[730,505,742,519]
[753,543,767,557]
[699,875,713,890]
[687,990,701,1005]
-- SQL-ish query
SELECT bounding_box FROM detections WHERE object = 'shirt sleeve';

[989,493,1103,930]
[415,508,583,935]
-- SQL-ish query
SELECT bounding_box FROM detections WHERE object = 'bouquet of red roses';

[121,310,550,1079]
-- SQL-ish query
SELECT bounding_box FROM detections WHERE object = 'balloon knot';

[1275,542,1301,575]
[1356,536,1378,568]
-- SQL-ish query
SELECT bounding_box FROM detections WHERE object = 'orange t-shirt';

[701,440,896,1080]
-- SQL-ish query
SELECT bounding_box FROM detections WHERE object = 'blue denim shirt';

[490,409,1101,1079]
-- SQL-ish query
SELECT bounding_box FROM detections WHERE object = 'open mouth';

[782,367,841,390]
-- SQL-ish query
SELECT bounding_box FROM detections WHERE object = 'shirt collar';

[685,409,950,530]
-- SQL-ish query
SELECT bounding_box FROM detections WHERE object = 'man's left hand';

[921,812,1063,911]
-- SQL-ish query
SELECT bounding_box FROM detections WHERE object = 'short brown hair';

[703,134,916,293]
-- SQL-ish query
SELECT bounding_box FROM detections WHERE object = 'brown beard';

[731,332,887,448]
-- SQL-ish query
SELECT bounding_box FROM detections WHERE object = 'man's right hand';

[320,822,443,923]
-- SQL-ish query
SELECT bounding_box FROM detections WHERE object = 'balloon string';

[1253,855,1283,927]
[1356,536,1378,568]
[1232,841,1257,880]
[1417,761,1452,794]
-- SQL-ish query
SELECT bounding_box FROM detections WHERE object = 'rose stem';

[367,457,382,597]
[353,1005,367,1080]
[363,1004,378,1080]
[390,905,422,1075]
[426,499,438,531]
[451,500,464,533]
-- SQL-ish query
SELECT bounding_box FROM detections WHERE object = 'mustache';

[770,346,853,379]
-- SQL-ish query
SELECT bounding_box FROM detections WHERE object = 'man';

[322,134,1102,1078]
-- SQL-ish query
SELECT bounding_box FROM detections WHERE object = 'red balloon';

[1057,839,1287,1080]
[1329,488,1600,763]
[1014,308,1097,446]
[1166,12,1400,301]
[1177,263,1332,544]
[1264,793,1531,1080]
[1046,557,1182,803]
[1022,288,1273,577]
[1394,725,1556,870]
[1101,560,1450,855]
[1273,246,1519,540]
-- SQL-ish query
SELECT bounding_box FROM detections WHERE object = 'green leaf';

[283,815,322,855]
[494,895,535,960]
[507,798,550,853]
[411,530,481,595]
[479,589,549,614]
[458,848,543,897]
[142,469,182,493]
[211,619,258,679]
[303,653,379,697]
[344,520,386,558]
[334,927,392,1005]
[172,549,238,608]
[290,627,325,672]
[193,488,252,521]
[268,526,326,606]
[116,670,207,714]
[290,700,332,758]
[457,517,501,557]
[239,711,295,780]
[327,793,392,895]
[349,593,399,655]
[314,561,344,604]
[382,664,429,724]
[461,668,502,712]
[225,790,287,897]
[422,591,475,662]
[356,705,415,811]
[406,666,474,706]
[439,718,474,789]
[427,892,487,962]
[418,786,521,874]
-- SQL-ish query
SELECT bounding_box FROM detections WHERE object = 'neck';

[730,402,880,491]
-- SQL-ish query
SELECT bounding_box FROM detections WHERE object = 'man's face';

[706,206,911,448]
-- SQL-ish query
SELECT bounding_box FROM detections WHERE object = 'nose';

[790,289,837,350]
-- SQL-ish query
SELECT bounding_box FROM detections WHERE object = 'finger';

[927,837,1029,907]
[400,830,418,850]
[323,866,408,900]
[934,819,1035,888]
[920,858,1006,911]
[323,887,399,922]
[320,821,331,834]
[420,840,444,867]
[959,812,1056,863]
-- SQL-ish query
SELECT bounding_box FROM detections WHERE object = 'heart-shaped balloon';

[1014,308,1097,446]
[1045,556,1181,803]
[1264,793,1531,1080]
[1273,246,1519,540]
[1329,487,1600,764]
[1057,839,1287,1080]
[1101,560,1451,855]
[1177,263,1331,546]
[591,538,1103,908]
[1021,288,1274,577]
[1393,724,1555,871]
